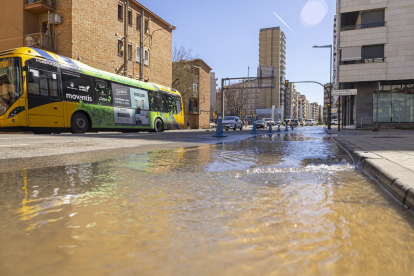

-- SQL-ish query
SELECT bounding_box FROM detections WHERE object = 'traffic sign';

[332,89,357,96]
[326,98,330,103]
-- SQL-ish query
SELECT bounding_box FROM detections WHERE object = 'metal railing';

[24,33,56,51]
[191,107,199,113]
[341,21,386,31]
[26,0,55,7]
[341,57,386,65]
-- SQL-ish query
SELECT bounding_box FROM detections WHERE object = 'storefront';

[340,81,414,128]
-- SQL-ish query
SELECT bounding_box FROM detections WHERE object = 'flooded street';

[1,127,414,276]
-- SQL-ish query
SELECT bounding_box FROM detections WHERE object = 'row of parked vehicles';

[210,116,323,130]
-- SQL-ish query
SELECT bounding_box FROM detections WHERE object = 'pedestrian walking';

[187,119,191,129]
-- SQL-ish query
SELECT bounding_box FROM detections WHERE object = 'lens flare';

[300,0,328,28]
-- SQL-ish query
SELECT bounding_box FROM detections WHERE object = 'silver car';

[222,116,243,130]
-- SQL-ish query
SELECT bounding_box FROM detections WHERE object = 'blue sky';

[140,0,336,105]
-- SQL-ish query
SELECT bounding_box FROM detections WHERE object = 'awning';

[341,46,361,61]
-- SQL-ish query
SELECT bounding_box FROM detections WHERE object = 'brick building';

[0,0,174,88]
[177,59,212,129]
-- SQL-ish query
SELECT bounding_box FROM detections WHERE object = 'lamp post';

[141,25,176,81]
[313,45,332,130]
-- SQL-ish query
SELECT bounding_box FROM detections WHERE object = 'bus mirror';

[27,72,35,83]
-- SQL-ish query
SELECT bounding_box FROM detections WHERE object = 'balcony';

[24,33,56,51]
[341,21,386,31]
[341,57,385,65]
[25,0,55,14]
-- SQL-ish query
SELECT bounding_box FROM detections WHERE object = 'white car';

[222,116,243,130]
[306,119,318,126]
[331,119,339,125]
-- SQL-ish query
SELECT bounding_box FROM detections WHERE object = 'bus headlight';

[8,106,25,118]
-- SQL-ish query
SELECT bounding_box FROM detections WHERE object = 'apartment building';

[0,0,174,87]
[285,82,298,119]
[258,27,287,120]
[336,0,414,127]
[245,80,260,120]
[309,102,320,120]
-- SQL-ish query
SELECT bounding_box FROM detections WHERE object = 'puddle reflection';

[1,128,414,276]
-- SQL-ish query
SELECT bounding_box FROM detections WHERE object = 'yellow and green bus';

[0,47,184,134]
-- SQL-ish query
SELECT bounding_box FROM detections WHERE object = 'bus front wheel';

[154,118,164,132]
[71,112,89,134]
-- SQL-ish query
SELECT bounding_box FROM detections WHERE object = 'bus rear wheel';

[154,118,164,132]
[71,112,89,134]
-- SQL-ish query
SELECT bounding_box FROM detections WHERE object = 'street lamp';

[313,44,332,130]
[149,25,177,48]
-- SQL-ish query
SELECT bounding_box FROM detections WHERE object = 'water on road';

[1,127,414,276]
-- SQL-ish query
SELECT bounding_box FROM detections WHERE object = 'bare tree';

[225,81,248,116]
[172,44,199,101]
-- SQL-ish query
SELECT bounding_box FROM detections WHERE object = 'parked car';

[263,118,275,126]
[306,119,318,126]
[255,120,267,129]
[222,116,243,130]
[209,121,216,128]
[291,119,299,126]
[331,119,339,125]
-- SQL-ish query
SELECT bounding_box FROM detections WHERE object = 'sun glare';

[300,0,328,28]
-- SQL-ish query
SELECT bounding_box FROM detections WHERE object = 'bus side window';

[94,79,112,106]
[150,91,163,112]
[28,69,59,98]
[176,96,182,114]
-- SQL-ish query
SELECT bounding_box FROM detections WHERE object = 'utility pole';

[124,0,129,77]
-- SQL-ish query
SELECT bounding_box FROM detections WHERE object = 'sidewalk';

[328,128,414,211]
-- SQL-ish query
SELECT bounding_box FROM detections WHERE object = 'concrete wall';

[340,0,388,13]
[0,0,24,51]
[340,26,387,48]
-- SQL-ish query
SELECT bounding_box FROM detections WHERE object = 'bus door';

[26,66,64,128]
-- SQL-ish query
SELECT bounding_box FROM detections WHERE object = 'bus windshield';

[0,57,23,116]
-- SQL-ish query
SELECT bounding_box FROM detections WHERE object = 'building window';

[118,40,123,56]
[136,46,141,62]
[128,43,132,60]
[136,15,141,30]
[362,44,384,62]
[128,9,132,25]
[118,3,123,21]
[193,82,199,92]
[144,49,149,65]
[145,19,149,33]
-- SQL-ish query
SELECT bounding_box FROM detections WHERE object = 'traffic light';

[285,80,289,87]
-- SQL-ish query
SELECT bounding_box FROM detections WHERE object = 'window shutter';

[144,49,149,65]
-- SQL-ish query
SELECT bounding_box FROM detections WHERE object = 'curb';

[333,136,414,211]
